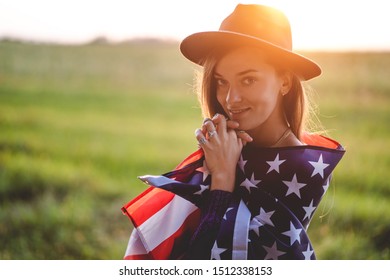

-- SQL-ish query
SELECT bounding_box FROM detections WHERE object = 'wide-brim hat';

[180,4,321,81]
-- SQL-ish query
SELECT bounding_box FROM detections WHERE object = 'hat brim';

[180,31,321,81]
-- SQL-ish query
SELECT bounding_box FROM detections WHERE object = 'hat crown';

[220,4,292,50]
[180,4,321,80]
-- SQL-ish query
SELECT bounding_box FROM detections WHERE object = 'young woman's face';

[214,47,287,132]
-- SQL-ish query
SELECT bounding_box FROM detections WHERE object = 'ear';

[279,72,293,96]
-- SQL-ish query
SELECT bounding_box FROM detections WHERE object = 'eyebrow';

[214,69,259,77]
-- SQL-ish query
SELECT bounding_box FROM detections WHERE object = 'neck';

[247,120,290,147]
[244,99,302,147]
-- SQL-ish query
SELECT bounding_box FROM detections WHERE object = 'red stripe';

[121,187,153,215]
[302,133,340,149]
[174,149,204,170]
[124,253,153,260]
[149,208,200,259]
[122,149,204,260]
[122,187,175,227]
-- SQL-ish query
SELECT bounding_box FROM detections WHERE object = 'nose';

[226,86,242,105]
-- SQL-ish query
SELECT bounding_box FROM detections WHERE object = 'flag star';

[238,154,248,172]
[303,200,316,221]
[194,184,209,195]
[309,154,329,178]
[262,242,285,260]
[210,242,227,260]
[240,178,257,193]
[266,153,286,174]
[282,222,302,246]
[249,173,261,186]
[223,207,234,220]
[255,207,275,227]
[196,160,210,182]
[323,176,331,192]
[282,174,306,198]
[302,244,314,260]
[249,217,264,236]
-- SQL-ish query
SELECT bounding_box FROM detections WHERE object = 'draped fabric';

[122,134,345,260]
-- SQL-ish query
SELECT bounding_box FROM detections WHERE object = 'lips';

[228,108,250,117]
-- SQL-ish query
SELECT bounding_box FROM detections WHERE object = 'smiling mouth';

[229,108,250,116]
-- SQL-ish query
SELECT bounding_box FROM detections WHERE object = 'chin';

[237,122,257,132]
[240,119,266,133]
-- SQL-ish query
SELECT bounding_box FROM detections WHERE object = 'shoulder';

[241,139,344,181]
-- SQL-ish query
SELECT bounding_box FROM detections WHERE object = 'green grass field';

[0,40,389,259]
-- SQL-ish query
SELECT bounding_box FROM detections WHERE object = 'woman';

[122,4,345,260]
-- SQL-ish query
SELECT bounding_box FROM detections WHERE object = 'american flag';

[122,134,345,260]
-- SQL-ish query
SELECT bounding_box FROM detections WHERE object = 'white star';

[266,153,286,174]
[282,174,306,198]
[309,154,329,178]
[210,242,227,260]
[240,177,258,193]
[302,244,314,260]
[303,200,316,221]
[249,173,261,186]
[223,207,234,220]
[323,175,331,192]
[282,222,302,246]
[194,184,209,195]
[249,217,264,236]
[255,207,275,227]
[238,154,247,171]
[262,242,285,260]
[196,160,210,182]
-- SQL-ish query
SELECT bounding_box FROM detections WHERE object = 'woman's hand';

[195,114,250,192]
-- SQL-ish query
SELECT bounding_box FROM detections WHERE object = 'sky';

[0,0,389,51]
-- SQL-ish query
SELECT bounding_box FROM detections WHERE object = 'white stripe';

[232,200,251,259]
[125,229,149,256]
[138,175,177,187]
[137,195,198,251]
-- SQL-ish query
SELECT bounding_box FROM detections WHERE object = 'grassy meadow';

[0,39,389,259]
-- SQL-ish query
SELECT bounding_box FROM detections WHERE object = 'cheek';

[251,86,281,113]
[216,90,226,106]
[257,82,281,102]
[259,92,279,110]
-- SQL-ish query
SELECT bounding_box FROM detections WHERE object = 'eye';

[242,77,257,86]
[215,78,228,87]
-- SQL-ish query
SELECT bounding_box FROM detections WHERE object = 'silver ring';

[237,130,246,134]
[208,130,217,138]
[198,137,207,145]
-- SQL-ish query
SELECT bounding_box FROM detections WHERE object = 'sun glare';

[257,0,336,50]
[0,0,388,50]
[260,0,390,51]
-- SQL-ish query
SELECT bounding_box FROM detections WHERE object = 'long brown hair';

[196,53,314,140]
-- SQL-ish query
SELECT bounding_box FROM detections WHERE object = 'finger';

[202,118,213,135]
[238,137,244,150]
[195,128,207,146]
[226,120,239,130]
[236,130,253,142]
[202,118,213,125]
[202,120,218,140]
[211,113,227,135]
